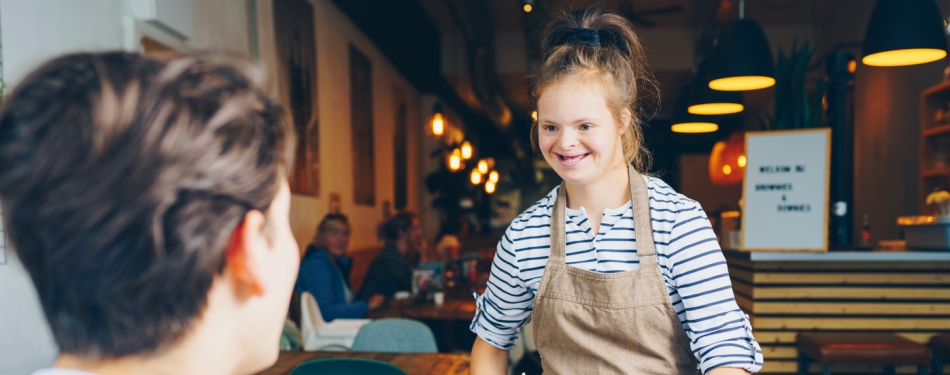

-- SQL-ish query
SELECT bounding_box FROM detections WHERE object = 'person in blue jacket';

[296,213,384,321]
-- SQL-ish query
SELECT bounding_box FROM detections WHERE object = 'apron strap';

[549,184,568,264]
[628,165,656,258]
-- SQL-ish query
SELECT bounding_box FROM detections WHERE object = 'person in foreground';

[469,6,763,375]
[0,51,299,375]
[296,213,385,321]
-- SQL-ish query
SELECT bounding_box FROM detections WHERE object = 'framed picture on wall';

[350,45,376,206]
[393,87,408,210]
[273,0,320,196]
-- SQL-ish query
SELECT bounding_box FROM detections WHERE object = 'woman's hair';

[530,6,658,172]
[0,51,294,358]
[311,213,351,247]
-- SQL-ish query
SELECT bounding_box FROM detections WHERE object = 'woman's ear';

[619,107,633,136]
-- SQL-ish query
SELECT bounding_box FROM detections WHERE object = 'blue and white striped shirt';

[470,176,763,374]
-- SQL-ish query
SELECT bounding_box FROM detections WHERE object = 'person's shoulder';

[643,175,701,208]
[508,186,558,231]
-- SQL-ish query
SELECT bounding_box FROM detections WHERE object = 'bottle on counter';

[859,214,871,248]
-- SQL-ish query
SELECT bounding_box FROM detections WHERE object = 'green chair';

[289,358,407,375]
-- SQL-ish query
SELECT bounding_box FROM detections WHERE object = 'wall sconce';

[428,102,445,137]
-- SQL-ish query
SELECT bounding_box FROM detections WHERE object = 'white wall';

[0,1,255,373]
[255,0,424,253]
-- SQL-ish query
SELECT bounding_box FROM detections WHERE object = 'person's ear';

[618,107,632,136]
[225,210,268,298]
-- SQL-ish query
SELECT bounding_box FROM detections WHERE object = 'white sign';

[741,128,830,252]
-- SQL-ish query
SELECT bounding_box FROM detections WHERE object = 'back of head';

[0,52,294,359]
[530,6,658,172]
[380,212,418,242]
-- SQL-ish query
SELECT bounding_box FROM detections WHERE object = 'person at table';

[296,213,385,321]
[469,6,763,375]
[431,216,472,262]
[2,52,299,375]
[358,212,425,300]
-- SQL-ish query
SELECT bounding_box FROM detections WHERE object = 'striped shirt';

[470,175,764,374]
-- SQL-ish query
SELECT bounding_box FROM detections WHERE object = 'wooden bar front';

[725,250,950,374]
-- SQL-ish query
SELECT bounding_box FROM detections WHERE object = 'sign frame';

[740,128,831,252]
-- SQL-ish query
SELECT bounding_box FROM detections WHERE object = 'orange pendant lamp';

[709,130,746,185]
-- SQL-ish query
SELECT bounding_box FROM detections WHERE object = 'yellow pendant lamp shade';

[709,19,776,91]
[671,85,719,134]
[861,0,948,67]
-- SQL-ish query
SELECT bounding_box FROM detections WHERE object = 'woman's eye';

[580,124,592,130]
[542,125,556,132]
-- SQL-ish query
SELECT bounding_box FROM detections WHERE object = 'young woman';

[470,7,763,375]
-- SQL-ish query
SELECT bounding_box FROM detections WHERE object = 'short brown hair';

[0,52,294,358]
[530,6,658,172]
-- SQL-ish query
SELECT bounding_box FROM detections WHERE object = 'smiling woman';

[470,6,763,375]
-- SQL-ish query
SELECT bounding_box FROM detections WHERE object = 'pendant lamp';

[672,85,719,133]
[708,1,775,91]
[689,59,744,115]
[709,130,745,185]
[862,0,947,67]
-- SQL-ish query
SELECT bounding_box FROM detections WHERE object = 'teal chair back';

[351,318,438,353]
[289,358,406,375]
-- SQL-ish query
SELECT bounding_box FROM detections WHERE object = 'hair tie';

[567,28,600,47]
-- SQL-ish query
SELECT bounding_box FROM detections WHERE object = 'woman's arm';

[471,337,508,375]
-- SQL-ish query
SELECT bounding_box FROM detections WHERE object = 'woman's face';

[536,74,628,188]
[322,224,350,258]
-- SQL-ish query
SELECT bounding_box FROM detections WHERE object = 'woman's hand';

[367,294,385,310]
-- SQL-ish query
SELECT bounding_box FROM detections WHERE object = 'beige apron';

[530,165,699,374]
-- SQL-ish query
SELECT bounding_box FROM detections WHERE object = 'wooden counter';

[724,250,950,374]
[256,351,470,375]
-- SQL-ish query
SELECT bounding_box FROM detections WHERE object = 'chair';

[797,332,930,375]
[289,358,406,375]
[350,318,438,353]
[299,291,371,351]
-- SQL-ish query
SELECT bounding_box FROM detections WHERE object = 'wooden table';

[256,350,471,375]
[368,299,477,320]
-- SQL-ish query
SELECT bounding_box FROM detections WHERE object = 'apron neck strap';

[550,165,656,263]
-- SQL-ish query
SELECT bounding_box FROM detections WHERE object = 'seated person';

[432,216,472,262]
[296,213,384,321]
[357,212,425,300]
[0,52,298,375]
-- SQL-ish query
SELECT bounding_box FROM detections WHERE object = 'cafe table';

[255,350,471,375]
[368,298,477,320]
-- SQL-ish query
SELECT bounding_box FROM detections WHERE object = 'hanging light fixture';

[485,181,496,194]
[427,102,445,137]
[488,170,499,183]
[470,169,482,185]
[708,0,775,91]
[686,63,745,115]
[447,148,462,171]
[862,0,947,67]
[671,85,719,133]
[460,141,473,160]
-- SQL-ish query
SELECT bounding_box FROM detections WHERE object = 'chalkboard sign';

[741,128,831,252]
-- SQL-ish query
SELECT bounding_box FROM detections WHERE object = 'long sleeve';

[298,256,368,321]
[666,200,763,374]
